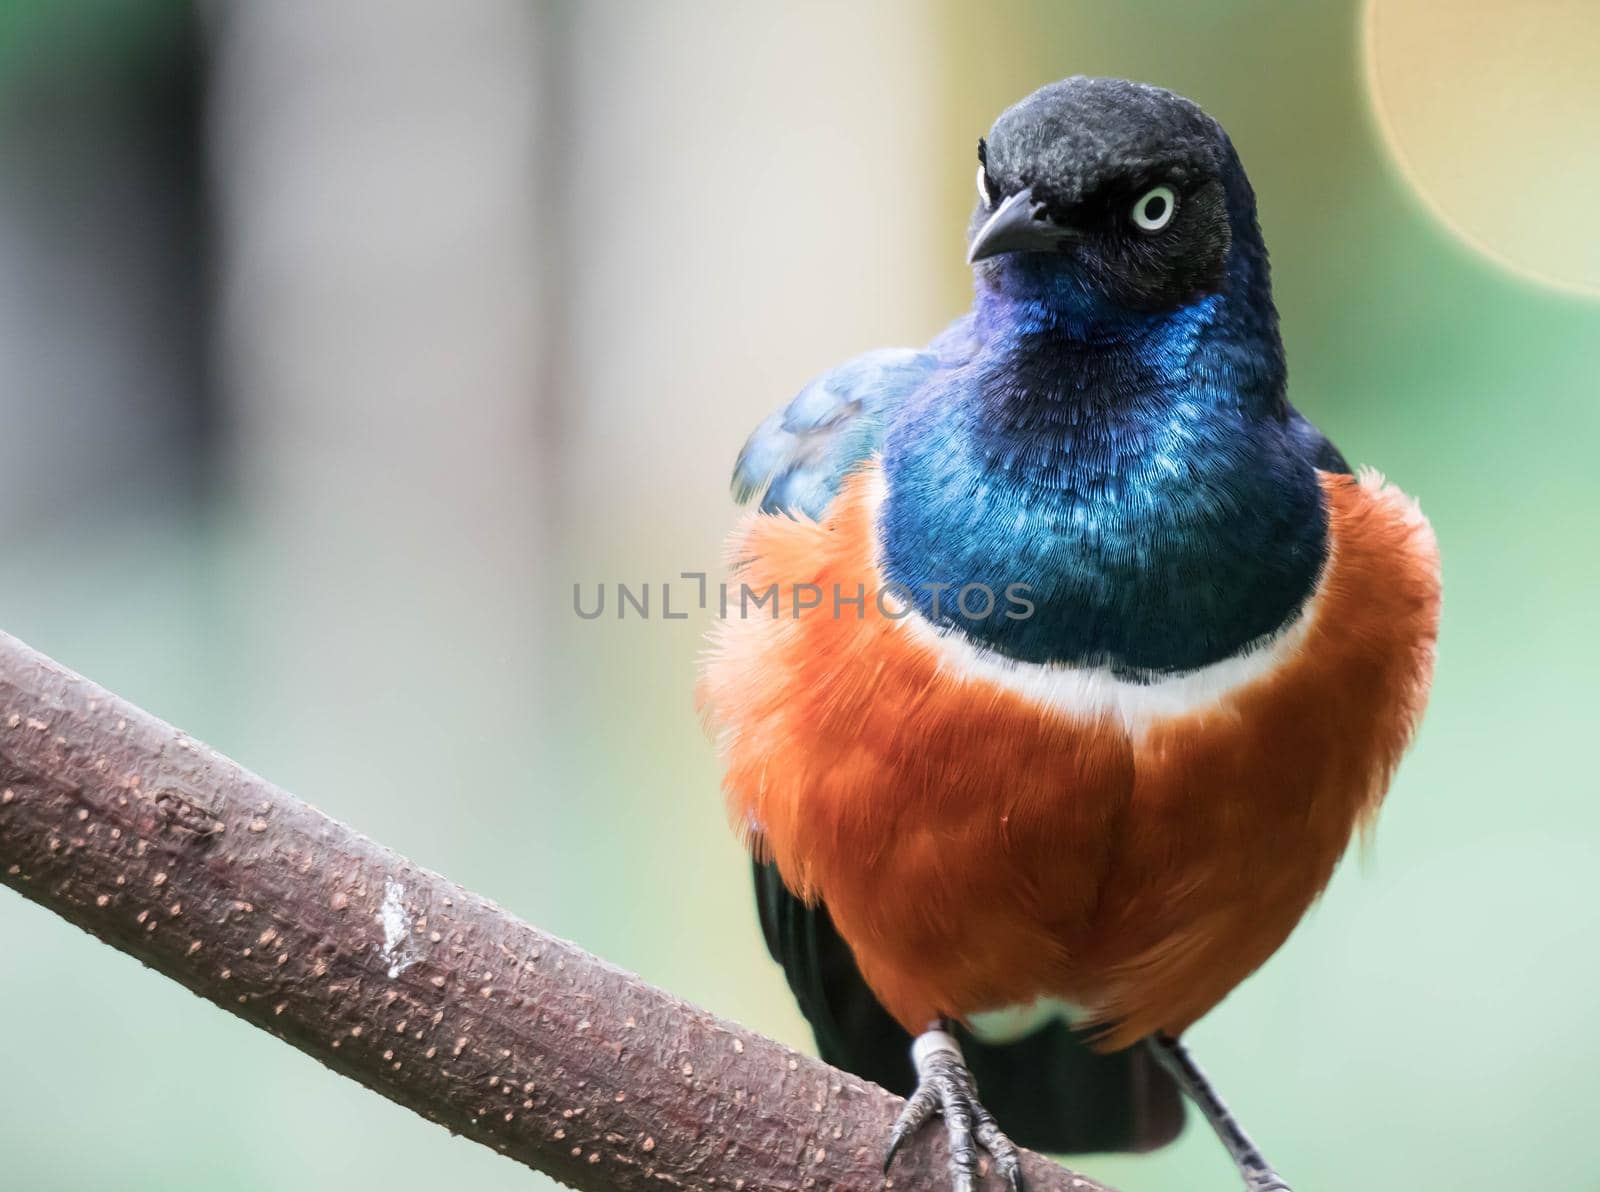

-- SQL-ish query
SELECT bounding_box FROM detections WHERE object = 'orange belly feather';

[701,462,1438,1048]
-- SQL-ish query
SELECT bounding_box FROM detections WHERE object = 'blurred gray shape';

[0,8,211,543]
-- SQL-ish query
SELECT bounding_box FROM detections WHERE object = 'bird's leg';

[1147,1031,1291,1192]
[884,1021,1024,1192]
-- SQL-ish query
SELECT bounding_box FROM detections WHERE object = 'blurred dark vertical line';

[534,0,577,553]
[0,3,216,538]
[153,5,220,500]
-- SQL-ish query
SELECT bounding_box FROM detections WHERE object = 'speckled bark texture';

[0,630,1113,1192]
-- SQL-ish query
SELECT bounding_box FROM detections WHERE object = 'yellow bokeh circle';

[1363,0,1600,295]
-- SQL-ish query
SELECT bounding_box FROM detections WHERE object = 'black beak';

[967,187,1075,264]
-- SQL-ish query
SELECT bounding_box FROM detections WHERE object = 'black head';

[970,77,1247,317]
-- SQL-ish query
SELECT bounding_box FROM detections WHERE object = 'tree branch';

[0,629,1114,1192]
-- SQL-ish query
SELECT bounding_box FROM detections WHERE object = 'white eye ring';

[977,164,994,208]
[1131,184,1177,232]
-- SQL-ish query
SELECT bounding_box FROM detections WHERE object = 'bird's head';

[969,77,1256,331]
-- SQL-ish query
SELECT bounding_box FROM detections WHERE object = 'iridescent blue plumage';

[879,130,1338,674]
[734,77,1347,677]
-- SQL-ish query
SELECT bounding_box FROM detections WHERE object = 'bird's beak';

[967,187,1075,264]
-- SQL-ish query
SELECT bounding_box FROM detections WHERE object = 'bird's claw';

[883,1047,1024,1191]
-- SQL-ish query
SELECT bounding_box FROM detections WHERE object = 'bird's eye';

[976,164,994,208]
[1130,185,1177,232]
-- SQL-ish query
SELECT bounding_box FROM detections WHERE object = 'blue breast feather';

[732,312,1347,677]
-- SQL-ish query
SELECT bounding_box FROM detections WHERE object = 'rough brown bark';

[0,629,1114,1192]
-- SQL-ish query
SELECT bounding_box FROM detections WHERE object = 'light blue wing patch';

[733,321,973,519]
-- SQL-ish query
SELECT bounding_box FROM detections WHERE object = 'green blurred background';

[2,2,1596,1189]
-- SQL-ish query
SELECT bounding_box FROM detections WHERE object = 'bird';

[700,76,1439,1192]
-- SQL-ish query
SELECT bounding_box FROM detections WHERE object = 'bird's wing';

[754,859,1185,1155]
[732,319,975,519]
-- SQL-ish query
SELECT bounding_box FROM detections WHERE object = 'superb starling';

[702,77,1439,1191]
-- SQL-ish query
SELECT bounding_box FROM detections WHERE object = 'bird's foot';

[1244,1176,1292,1192]
[1146,1033,1292,1192]
[883,1028,1023,1191]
